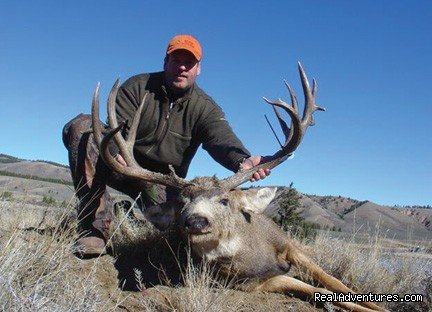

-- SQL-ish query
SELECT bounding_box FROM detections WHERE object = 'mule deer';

[91,63,387,312]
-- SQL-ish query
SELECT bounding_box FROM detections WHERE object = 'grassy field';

[0,197,431,312]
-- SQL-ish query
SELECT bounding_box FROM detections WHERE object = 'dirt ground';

[76,255,315,312]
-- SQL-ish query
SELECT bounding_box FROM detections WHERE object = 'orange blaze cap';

[166,34,202,61]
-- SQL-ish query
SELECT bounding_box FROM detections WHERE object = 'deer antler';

[91,80,192,189]
[92,62,324,191]
[220,62,325,190]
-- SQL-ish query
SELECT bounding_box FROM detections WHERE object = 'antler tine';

[92,81,129,171]
[271,104,290,143]
[106,79,134,166]
[220,97,301,190]
[284,79,299,113]
[106,80,144,167]
[264,98,303,154]
[91,81,191,190]
[312,78,317,98]
[126,94,148,148]
[98,124,190,188]
[283,80,299,143]
[98,122,129,174]
[298,62,325,128]
[220,63,325,190]
[91,82,103,146]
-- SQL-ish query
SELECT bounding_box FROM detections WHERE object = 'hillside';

[1,153,431,241]
[0,153,72,183]
[268,187,432,241]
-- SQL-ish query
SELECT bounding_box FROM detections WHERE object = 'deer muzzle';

[182,214,210,235]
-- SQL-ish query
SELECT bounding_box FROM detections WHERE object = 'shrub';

[42,195,56,206]
[0,191,13,201]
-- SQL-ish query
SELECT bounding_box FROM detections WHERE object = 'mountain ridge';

[1,152,431,241]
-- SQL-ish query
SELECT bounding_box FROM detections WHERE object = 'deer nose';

[184,214,209,232]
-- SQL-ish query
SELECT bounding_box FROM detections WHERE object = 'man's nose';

[178,64,187,71]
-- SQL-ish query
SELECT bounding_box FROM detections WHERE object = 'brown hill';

[341,201,431,239]
[1,153,431,242]
[272,187,432,242]
[0,160,72,183]
[307,194,364,217]
[295,194,345,229]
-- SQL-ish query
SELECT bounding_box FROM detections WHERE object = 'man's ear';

[240,187,277,215]
[163,54,169,70]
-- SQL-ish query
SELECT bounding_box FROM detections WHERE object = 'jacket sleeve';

[198,101,251,172]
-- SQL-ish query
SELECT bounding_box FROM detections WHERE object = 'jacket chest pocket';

[168,129,192,141]
[151,130,192,166]
[166,129,192,154]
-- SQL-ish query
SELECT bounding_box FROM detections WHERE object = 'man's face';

[164,49,201,94]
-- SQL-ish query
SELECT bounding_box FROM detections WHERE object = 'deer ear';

[241,187,277,214]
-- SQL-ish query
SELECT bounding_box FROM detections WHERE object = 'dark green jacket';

[114,71,250,178]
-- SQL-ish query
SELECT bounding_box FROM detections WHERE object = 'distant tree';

[0,153,21,163]
[342,200,368,216]
[273,183,318,240]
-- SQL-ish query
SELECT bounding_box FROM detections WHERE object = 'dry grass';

[108,205,251,311]
[0,200,108,311]
[307,231,432,311]
[0,197,431,311]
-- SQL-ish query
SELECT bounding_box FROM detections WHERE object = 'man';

[62,34,269,257]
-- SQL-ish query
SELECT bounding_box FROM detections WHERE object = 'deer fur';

[172,181,387,312]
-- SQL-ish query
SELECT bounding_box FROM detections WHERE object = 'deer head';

[178,185,278,257]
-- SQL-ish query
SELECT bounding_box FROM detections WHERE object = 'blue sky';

[1,1,431,206]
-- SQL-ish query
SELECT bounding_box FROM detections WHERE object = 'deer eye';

[219,198,229,206]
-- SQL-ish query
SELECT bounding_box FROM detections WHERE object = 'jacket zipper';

[166,102,174,119]
[155,102,174,144]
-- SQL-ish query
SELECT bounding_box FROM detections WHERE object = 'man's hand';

[239,156,271,182]
[114,154,127,167]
